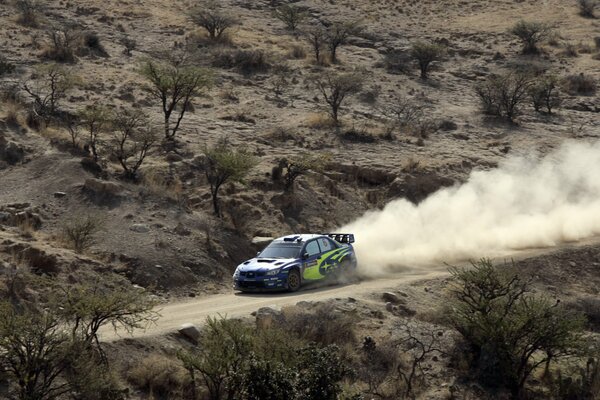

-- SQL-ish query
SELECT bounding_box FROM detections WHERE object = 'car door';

[316,237,338,276]
[302,240,322,281]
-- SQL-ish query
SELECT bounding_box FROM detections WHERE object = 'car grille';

[237,281,265,288]
[239,271,265,278]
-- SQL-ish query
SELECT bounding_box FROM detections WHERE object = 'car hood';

[237,258,297,272]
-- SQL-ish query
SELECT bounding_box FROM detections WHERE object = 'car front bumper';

[233,271,289,292]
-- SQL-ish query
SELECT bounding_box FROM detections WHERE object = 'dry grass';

[306,113,337,129]
[128,354,190,399]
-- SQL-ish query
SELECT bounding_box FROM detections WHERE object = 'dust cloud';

[342,140,600,275]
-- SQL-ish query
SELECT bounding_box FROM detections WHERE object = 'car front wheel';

[287,269,301,292]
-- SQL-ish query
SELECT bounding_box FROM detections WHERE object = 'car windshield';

[258,243,301,259]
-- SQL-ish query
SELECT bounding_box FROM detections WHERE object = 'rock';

[80,157,103,174]
[1,142,25,164]
[0,211,11,222]
[569,261,577,267]
[53,192,67,198]
[174,223,191,236]
[397,305,417,317]
[130,224,150,233]
[84,178,123,197]
[382,292,401,304]
[255,306,284,330]
[252,236,274,245]
[438,119,458,131]
[385,302,394,312]
[165,153,183,162]
[178,323,200,342]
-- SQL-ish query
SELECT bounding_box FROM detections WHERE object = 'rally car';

[233,233,357,292]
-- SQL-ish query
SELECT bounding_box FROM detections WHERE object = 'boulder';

[178,323,200,342]
[382,292,401,304]
[255,306,284,330]
[84,178,123,197]
[1,141,25,165]
[130,224,150,233]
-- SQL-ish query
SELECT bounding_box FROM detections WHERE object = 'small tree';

[241,356,296,400]
[44,25,81,63]
[16,0,43,27]
[61,214,104,253]
[449,259,585,397]
[189,3,237,41]
[54,282,158,357]
[110,108,158,179]
[529,74,561,114]
[79,104,111,162]
[326,21,361,63]
[296,344,351,400]
[510,20,554,54]
[202,140,257,217]
[273,5,307,31]
[410,41,445,79]
[178,317,253,400]
[380,96,425,137]
[276,153,331,193]
[0,302,74,400]
[475,72,532,122]
[578,0,598,18]
[315,72,364,125]
[22,63,74,120]
[140,59,212,139]
[303,25,327,64]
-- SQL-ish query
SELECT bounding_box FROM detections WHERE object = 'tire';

[287,269,301,292]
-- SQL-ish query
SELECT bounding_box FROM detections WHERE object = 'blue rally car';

[233,233,357,292]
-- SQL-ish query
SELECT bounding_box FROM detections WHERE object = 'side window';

[320,238,333,252]
[304,241,321,257]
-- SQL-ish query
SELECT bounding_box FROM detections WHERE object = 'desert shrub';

[578,0,598,18]
[109,108,159,180]
[22,63,75,120]
[81,32,109,57]
[410,41,445,79]
[78,104,111,162]
[61,214,104,253]
[529,74,561,114]
[342,125,377,143]
[178,317,254,400]
[275,153,331,193]
[189,3,237,41]
[577,297,600,331]
[297,344,352,400]
[140,59,212,139]
[357,337,400,398]
[563,73,597,95]
[285,303,358,346]
[303,25,327,64]
[552,357,600,400]
[273,4,307,31]
[475,71,531,121]
[381,96,425,137]
[0,56,15,76]
[562,43,579,57]
[325,21,362,63]
[383,49,412,74]
[241,356,296,400]
[120,36,136,56]
[594,36,600,49]
[128,355,189,398]
[212,49,271,74]
[16,0,42,27]
[510,20,554,54]
[201,139,257,216]
[288,44,307,59]
[449,259,586,397]
[43,25,81,63]
[315,71,364,124]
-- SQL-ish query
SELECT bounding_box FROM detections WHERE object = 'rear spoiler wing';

[325,233,355,244]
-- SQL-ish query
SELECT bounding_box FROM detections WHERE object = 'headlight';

[266,268,281,276]
[233,268,240,277]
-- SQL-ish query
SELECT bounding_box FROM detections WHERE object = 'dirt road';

[100,237,600,342]
[100,269,447,341]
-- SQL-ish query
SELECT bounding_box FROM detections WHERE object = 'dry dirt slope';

[0,0,598,296]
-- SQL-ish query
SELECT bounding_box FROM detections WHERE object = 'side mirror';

[302,253,309,260]
[256,251,261,257]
